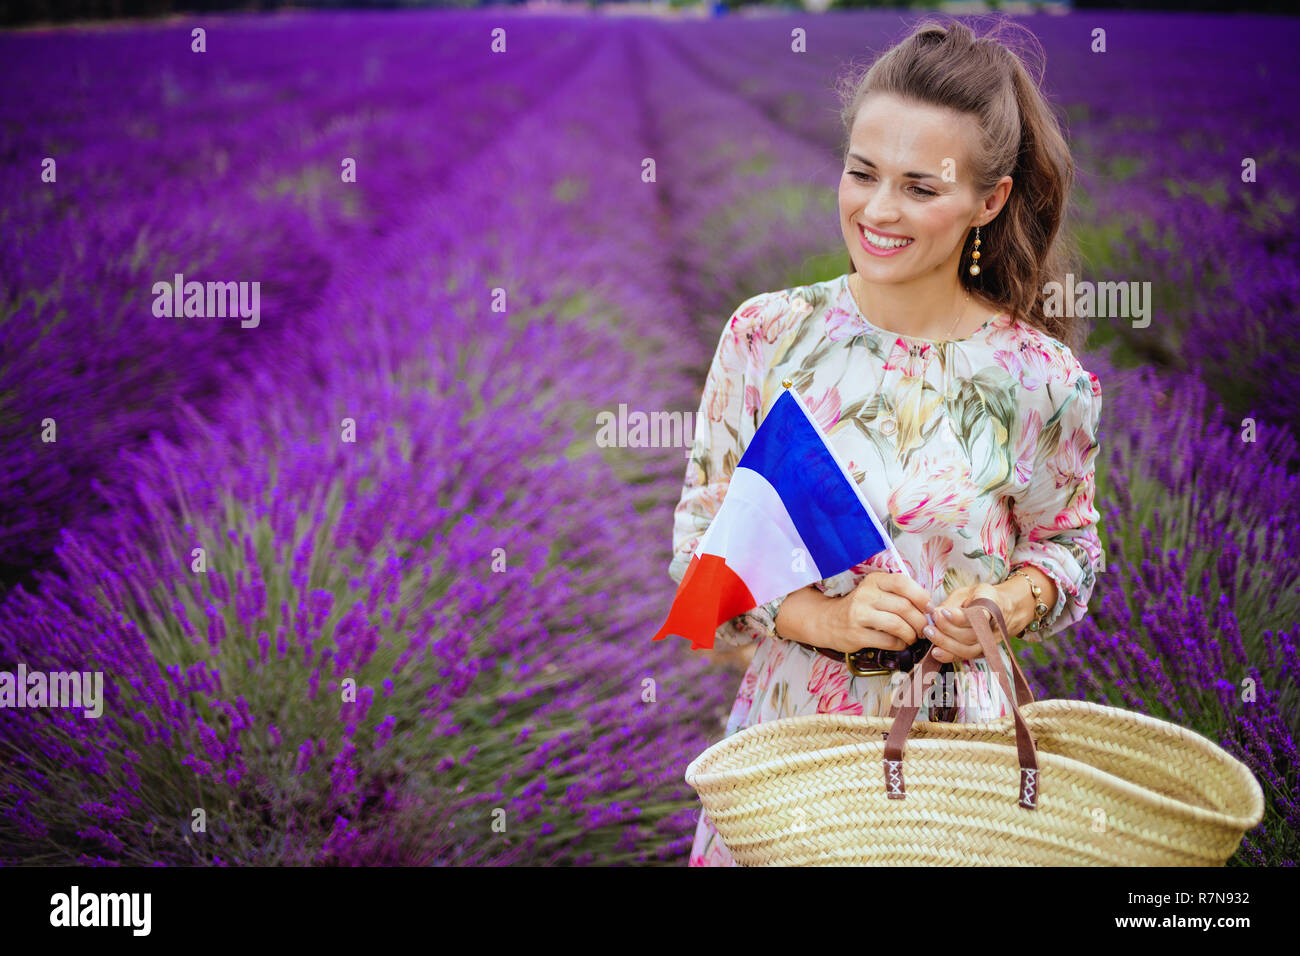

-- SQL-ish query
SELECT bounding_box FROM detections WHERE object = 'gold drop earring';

[968,225,982,276]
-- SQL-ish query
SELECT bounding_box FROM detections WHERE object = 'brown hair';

[836,17,1085,352]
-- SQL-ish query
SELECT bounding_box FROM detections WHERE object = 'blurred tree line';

[3,1,1295,36]
[2,0,482,28]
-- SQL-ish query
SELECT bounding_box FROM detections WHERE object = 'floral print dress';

[667,272,1105,867]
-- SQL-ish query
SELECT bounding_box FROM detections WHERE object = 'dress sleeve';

[1006,351,1105,642]
[667,293,795,648]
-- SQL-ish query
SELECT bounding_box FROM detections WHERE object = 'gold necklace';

[849,272,973,342]
[945,294,970,339]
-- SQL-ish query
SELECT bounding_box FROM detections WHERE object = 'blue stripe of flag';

[736,389,890,576]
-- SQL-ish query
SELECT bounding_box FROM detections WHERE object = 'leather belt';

[792,637,959,722]
[793,638,935,677]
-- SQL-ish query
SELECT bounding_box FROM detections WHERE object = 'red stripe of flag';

[652,552,758,650]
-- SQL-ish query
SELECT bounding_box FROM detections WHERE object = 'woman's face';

[838,93,1001,286]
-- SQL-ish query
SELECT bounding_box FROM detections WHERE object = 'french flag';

[653,383,903,650]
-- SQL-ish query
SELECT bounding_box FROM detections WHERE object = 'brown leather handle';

[884,598,1035,716]
[881,596,1041,809]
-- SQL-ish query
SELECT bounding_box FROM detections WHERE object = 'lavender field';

[1,9,1298,866]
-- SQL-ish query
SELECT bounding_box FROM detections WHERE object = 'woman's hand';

[823,571,934,655]
[925,582,1008,663]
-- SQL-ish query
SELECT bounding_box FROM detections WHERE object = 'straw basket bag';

[685,598,1265,866]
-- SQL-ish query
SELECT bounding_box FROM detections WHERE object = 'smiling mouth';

[858,224,914,250]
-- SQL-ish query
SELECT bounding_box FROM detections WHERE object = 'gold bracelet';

[1009,567,1050,638]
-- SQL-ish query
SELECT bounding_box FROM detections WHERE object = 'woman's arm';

[1004,349,1104,641]
[993,565,1058,638]
[770,584,824,643]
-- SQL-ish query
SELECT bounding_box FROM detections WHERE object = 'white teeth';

[860,225,913,249]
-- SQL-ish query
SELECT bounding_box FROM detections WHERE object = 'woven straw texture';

[685,698,1265,866]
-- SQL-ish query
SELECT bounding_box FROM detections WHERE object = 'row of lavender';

[652,13,1300,864]
[0,12,598,582]
[0,14,771,864]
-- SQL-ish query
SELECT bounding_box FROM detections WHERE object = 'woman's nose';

[861,192,900,223]
[857,195,899,223]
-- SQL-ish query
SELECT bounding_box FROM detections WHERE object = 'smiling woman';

[670,17,1105,867]
[833,19,1084,351]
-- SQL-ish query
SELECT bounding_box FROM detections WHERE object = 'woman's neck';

[849,271,999,339]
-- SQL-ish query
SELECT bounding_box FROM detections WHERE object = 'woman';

[667,19,1105,866]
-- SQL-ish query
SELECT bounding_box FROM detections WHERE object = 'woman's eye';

[847,171,935,197]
